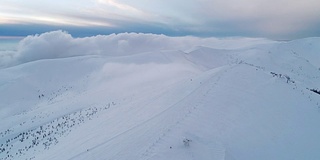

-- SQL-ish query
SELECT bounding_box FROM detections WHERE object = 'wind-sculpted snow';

[0,33,320,160]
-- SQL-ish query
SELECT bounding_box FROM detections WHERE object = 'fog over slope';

[0,31,320,160]
[0,31,274,68]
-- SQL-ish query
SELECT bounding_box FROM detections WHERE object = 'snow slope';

[0,36,320,160]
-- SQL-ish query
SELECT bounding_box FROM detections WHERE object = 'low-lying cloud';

[0,30,272,68]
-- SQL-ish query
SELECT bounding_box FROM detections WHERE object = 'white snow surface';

[0,34,320,160]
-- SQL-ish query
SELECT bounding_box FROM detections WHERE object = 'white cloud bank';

[0,30,272,68]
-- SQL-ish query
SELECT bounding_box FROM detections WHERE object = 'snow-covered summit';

[0,32,320,160]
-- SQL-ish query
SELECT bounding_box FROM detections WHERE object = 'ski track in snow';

[141,65,234,160]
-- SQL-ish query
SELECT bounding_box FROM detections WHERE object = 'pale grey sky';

[1,0,320,39]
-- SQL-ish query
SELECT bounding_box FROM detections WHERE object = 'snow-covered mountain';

[0,33,320,160]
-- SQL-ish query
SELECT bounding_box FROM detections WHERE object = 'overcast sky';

[1,0,320,39]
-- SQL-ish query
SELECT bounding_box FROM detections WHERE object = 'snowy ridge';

[0,36,320,160]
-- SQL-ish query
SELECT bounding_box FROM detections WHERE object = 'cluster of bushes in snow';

[0,103,114,160]
[270,72,294,83]
[309,88,320,95]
